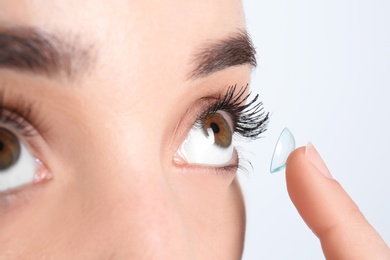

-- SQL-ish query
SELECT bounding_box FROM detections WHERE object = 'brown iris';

[203,113,232,148]
[0,128,21,171]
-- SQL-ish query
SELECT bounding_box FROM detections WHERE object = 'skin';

[0,0,247,259]
[0,0,388,259]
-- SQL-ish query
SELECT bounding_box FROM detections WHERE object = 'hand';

[286,143,390,259]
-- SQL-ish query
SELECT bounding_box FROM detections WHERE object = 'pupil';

[210,122,220,134]
[0,141,3,151]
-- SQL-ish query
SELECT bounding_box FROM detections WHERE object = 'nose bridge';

[60,96,195,257]
[102,170,192,258]
[79,128,192,258]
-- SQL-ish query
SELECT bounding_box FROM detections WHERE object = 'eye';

[177,111,235,166]
[174,85,269,168]
[0,127,41,192]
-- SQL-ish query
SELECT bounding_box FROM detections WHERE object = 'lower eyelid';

[173,149,240,177]
[0,181,45,213]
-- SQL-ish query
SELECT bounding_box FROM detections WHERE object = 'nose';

[77,140,192,259]
[45,111,194,259]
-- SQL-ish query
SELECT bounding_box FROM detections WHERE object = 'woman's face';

[0,0,256,258]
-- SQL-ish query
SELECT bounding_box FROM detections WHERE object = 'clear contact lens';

[270,128,295,173]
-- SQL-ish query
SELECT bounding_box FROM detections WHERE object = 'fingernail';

[305,142,332,179]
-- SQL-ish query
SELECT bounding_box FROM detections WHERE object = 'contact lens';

[270,128,295,173]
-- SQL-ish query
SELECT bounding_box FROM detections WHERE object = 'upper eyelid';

[194,85,248,122]
[0,91,52,160]
[0,91,48,137]
[197,84,250,121]
[0,109,37,137]
[0,109,43,157]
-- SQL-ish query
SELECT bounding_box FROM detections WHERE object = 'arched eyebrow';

[0,26,95,80]
[188,30,257,80]
[0,27,256,81]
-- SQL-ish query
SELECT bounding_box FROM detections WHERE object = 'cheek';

[4,121,245,258]
[170,173,246,258]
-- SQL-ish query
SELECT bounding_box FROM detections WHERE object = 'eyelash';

[196,84,269,140]
[0,92,38,137]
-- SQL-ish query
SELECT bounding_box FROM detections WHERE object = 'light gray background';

[240,0,390,259]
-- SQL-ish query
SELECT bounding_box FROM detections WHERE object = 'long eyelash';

[0,92,38,137]
[197,84,269,140]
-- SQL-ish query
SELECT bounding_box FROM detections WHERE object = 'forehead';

[0,1,246,83]
[0,1,245,38]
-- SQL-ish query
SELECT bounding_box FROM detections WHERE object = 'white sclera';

[178,126,234,165]
[0,142,36,191]
[270,128,296,173]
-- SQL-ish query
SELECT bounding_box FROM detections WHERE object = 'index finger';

[286,144,390,259]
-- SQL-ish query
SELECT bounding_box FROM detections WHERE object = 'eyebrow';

[188,30,257,80]
[0,26,94,80]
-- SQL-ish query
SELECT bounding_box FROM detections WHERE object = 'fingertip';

[286,146,306,167]
[285,146,306,171]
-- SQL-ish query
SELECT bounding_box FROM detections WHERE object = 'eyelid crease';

[0,89,46,137]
